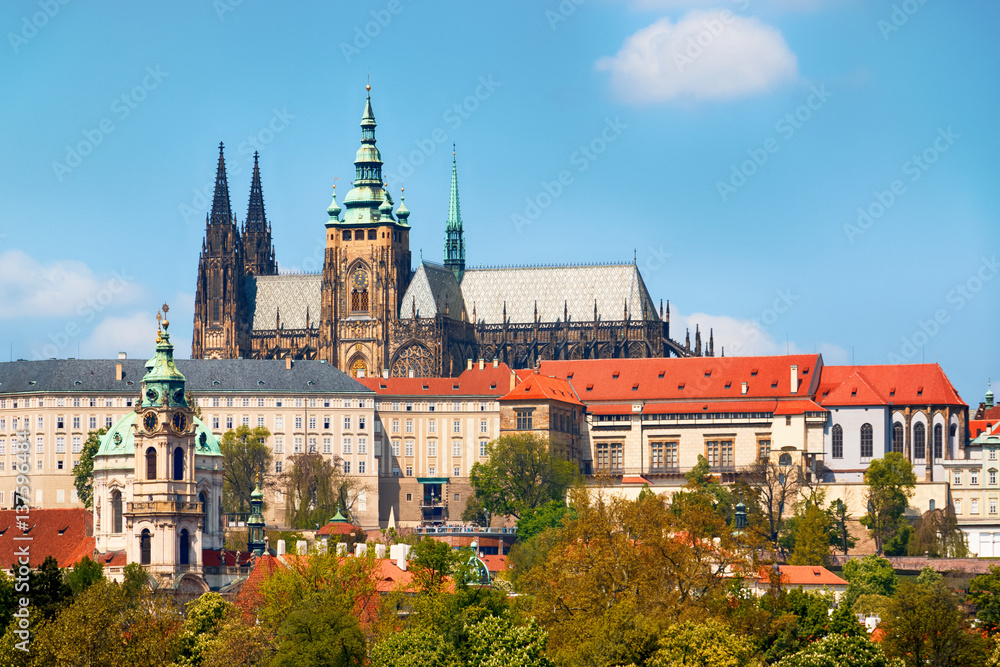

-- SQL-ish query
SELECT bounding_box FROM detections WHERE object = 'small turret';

[987,381,995,410]
[247,477,266,557]
[326,183,342,225]
[395,187,410,224]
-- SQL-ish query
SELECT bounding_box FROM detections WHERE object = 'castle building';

[192,86,702,376]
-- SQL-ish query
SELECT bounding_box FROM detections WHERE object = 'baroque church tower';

[192,144,249,359]
[318,85,413,377]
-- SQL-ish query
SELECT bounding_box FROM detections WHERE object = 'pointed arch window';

[140,529,151,565]
[893,422,904,454]
[111,490,123,534]
[350,269,370,314]
[173,447,184,481]
[179,529,190,566]
[933,424,943,460]
[860,423,873,459]
[146,447,157,480]
[913,422,926,460]
[831,424,843,459]
[949,423,957,458]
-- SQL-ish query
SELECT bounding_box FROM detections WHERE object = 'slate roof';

[460,263,658,324]
[0,359,371,395]
[397,262,466,320]
[357,363,516,396]
[246,274,322,330]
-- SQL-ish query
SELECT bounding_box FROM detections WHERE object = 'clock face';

[352,270,368,290]
[143,412,158,432]
[172,412,187,432]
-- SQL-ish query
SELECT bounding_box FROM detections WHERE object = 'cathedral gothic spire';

[444,146,466,282]
[243,152,277,276]
[208,142,234,227]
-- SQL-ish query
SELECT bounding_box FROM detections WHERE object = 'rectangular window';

[405,440,414,457]
[955,471,962,486]
[992,471,998,486]
[0,439,5,455]
[991,499,998,515]
[344,416,351,430]
[650,442,664,469]
[323,437,332,454]
[36,437,43,453]
[309,416,316,430]
[479,441,487,456]
[454,466,461,477]
[72,397,80,407]
[56,437,65,453]
[293,437,303,453]
[308,437,317,454]
[73,416,81,429]
[955,498,962,515]
[359,461,366,474]
[225,397,233,407]
[257,416,265,427]
[516,410,533,430]
[480,419,488,434]
[275,460,283,473]
[453,441,462,457]
[324,417,331,430]
[406,466,413,477]
[274,436,284,454]
[295,398,302,408]
[343,437,352,454]
[358,437,367,454]
[57,460,64,470]
[375,420,381,433]
[391,440,400,457]
[595,442,623,471]
[212,397,220,407]
[89,416,97,429]
[428,441,437,457]
[758,439,771,460]
[242,416,250,426]
[212,417,220,430]
[453,419,461,434]
[275,416,283,429]
[359,416,366,430]
[310,398,317,408]
[295,416,303,430]
[392,419,400,433]
[429,466,436,476]
[972,471,980,486]
[226,416,233,429]
[428,420,436,434]
[57,416,64,429]
[37,416,43,429]
[992,449,998,461]
[343,461,351,474]
[405,420,413,434]
[72,437,81,453]
[705,440,734,469]
[972,498,980,514]
[104,416,113,428]
[258,398,265,407]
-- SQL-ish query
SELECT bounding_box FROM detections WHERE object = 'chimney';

[374,543,386,559]
[408,368,415,378]
[390,543,411,570]
[276,539,286,556]
[336,542,347,556]
[383,369,389,379]
[741,382,748,395]
[115,363,123,382]
[479,358,484,370]
[467,359,473,371]
[355,543,368,557]
[790,365,799,394]
[493,358,499,368]
[285,357,292,371]
[118,352,127,360]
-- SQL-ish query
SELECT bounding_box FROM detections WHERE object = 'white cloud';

[0,249,143,319]
[674,310,847,362]
[80,293,194,360]
[597,11,798,104]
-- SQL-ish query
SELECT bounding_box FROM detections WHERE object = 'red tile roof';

[820,371,888,407]
[0,508,94,568]
[481,554,508,573]
[317,521,364,537]
[501,373,583,406]
[233,553,283,616]
[641,400,779,415]
[357,363,515,396]
[538,355,821,403]
[757,564,848,587]
[621,476,652,485]
[772,400,828,415]
[971,420,998,439]
[816,364,965,407]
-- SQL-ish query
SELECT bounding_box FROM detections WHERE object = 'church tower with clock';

[318,84,413,377]
[93,305,224,592]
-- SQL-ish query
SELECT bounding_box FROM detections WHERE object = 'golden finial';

[366,73,371,92]
[155,310,163,343]
[161,303,170,329]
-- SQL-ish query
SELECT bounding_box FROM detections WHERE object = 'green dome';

[95,412,222,458]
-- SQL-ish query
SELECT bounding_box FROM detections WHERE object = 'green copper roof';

[330,509,347,523]
[446,150,462,232]
[95,412,221,457]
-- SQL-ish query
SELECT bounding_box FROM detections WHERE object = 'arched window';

[832,424,843,458]
[949,423,957,458]
[146,447,157,480]
[140,529,151,565]
[173,447,184,481]
[778,453,792,466]
[933,424,943,460]
[860,423,873,459]
[111,490,123,534]
[913,423,926,460]
[179,529,190,566]
[199,491,208,516]
[893,422,904,454]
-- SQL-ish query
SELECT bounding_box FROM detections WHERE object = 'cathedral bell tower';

[319,85,413,377]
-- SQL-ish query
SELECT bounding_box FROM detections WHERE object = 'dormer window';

[751,369,758,376]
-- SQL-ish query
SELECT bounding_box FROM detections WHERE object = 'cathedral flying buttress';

[192,85,705,376]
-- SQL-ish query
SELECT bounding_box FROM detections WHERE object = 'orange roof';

[971,420,998,439]
[538,355,821,403]
[233,553,283,616]
[621,476,652,485]
[0,508,95,568]
[641,400,780,415]
[816,364,965,407]
[757,564,847,587]
[357,363,515,397]
[481,554,508,573]
[501,372,583,406]
[772,400,827,415]
[317,521,364,537]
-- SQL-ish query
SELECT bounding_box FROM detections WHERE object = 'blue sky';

[0,0,996,406]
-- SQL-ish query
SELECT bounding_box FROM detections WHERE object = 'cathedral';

[192,85,707,377]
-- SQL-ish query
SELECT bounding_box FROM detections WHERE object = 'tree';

[787,497,832,566]
[464,616,553,667]
[72,427,107,509]
[967,565,1000,634]
[842,555,897,610]
[515,500,575,541]
[64,555,104,597]
[31,555,71,620]
[271,589,367,667]
[174,592,234,666]
[283,452,368,528]
[220,425,272,513]
[828,498,857,555]
[742,458,801,552]
[469,434,578,520]
[860,453,916,555]
[880,580,988,667]
[650,619,757,667]
[461,496,491,527]
[777,633,892,667]
[409,537,462,593]
[907,506,968,558]
[371,627,459,667]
